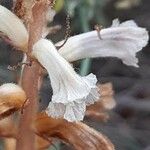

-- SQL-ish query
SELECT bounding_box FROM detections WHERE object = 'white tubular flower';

[0,5,28,50]
[57,19,149,67]
[32,39,99,122]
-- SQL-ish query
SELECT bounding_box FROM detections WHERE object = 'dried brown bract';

[98,83,116,110]
[4,138,16,150]
[33,112,115,150]
[0,117,17,138]
[35,135,51,150]
[86,83,116,121]
[0,117,16,150]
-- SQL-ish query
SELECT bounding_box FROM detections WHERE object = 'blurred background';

[0,0,150,150]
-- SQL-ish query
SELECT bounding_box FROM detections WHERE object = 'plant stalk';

[16,1,49,150]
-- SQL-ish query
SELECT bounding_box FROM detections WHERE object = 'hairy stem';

[16,1,49,150]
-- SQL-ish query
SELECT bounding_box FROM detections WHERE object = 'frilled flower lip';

[50,73,99,104]
[57,19,149,67]
[46,101,86,122]
[45,73,100,122]
[46,85,99,122]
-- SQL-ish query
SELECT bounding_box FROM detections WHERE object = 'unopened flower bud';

[0,83,26,119]
[0,5,28,51]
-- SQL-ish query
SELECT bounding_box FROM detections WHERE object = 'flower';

[32,39,99,122]
[57,19,149,67]
[32,19,149,122]
[0,5,28,50]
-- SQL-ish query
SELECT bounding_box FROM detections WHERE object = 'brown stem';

[16,1,49,150]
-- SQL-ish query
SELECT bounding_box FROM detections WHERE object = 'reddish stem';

[16,1,49,150]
